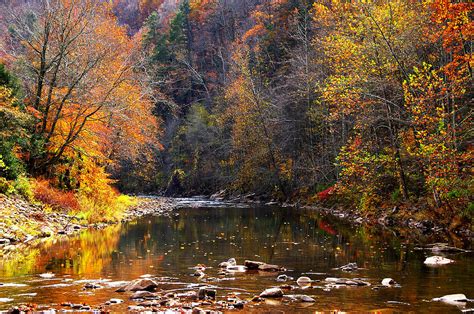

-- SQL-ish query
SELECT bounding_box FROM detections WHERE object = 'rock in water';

[381,278,397,286]
[198,287,217,300]
[325,277,370,286]
[339,262,358,272]
[244,260,265,270]
[284,294,316,303]
[130,291,158,300]
[39,273,55,279]
[424,256,454,265]
[432,294,468,305]
[116,279,158,292]
[276,274,293,282]
[84,282,102,289]
[259,288,284,298]
[258,263,285,272]
[219,258,237,268]
[296,276,312,287]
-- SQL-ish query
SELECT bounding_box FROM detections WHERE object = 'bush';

[13,176,33,200]
[33,180,80,211]
[0,177,15,195]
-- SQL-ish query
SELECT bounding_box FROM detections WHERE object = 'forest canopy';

[0,0,472,223]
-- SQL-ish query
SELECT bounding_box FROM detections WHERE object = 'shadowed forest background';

[0,0,472,224]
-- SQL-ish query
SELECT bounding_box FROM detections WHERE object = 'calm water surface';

[0,200,472,313]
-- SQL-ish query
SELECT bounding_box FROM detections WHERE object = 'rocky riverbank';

[0,194,175,256]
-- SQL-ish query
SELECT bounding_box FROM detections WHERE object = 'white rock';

[382,278,397,286]
[259,287,283,298]
[218,258,237,268]
[226,265,247,272]
[0,298,13,302]
[424,256,454,265]
[432,294,468,305]
[39,272,55,278]
[296,276,312,286]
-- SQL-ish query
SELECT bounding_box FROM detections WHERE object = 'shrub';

[0,177,15,195]
[13,176,33,200]
[33,180,80,211]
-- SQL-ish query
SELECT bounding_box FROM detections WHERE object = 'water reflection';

[0,205,472,313]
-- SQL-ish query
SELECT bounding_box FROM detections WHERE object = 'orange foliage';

[34,180,80,211]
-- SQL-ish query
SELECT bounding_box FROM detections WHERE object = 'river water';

[0,199,472,312]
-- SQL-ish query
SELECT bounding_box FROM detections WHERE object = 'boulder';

[259,288,283,298]
[424,256,454,265]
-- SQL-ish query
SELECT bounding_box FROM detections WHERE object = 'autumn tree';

[2,0,159,201]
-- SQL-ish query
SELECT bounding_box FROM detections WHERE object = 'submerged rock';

[130,291,159,300]
[105,298,124,305]
[424,256,454,265]
[259,288,284,298]
[84,282,102,289]
[283,294,316,303]
[325,277,370,286]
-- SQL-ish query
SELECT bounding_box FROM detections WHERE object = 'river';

[0,198,472,312]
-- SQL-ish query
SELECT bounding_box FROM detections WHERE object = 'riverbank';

[208,190,473,243]
[0,194,175,256]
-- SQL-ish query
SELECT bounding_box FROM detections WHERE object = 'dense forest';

[0,0,472,224]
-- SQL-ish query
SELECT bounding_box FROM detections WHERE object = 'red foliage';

[318,221,336,235]
[317,186,335,201]
[34,180,80,211]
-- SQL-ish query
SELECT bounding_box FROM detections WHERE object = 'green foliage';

[13,176,33,200]
[0,177,15,195]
